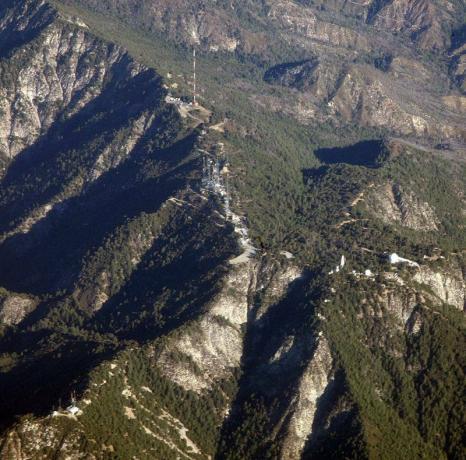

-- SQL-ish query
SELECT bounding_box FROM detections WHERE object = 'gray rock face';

[381,288,419,326]
[0,293,36,326]
[157,260,257,393]
[156,259,304,394]
[46,0,465,141]
[56,0,264,54]
[0,1,148,163]
[0,2,166,243]
[0,419,85,460]
[0,1,464,459]
[365,182,439,231]
[255,264,303,320]
[414,265,465,311]
[280,336,334,460]
[451,37,466,94]
[375,261,465,337]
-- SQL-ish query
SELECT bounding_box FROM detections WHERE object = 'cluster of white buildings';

[387,252,419,268]
[329,252,420,279]
[165,94,196,108]
[52,403,82,418]
[328,255,346,275]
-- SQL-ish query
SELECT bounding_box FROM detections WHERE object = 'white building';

[66,405,80,416]
[388,253,419,268]
[340,255,346,269]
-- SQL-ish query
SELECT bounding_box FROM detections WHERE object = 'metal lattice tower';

[193,49,197,106]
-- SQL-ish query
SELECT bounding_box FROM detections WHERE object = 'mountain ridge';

[0,1,465,459]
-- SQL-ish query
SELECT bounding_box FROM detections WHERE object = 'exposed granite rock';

[370,0,456,52]
[365,182,439,231]
[406,308,423,335]
[263,56,464,139]
[57,0,268,55]
[379,287,419,326]
[56,0,466,140]
[414,265,465,311]
[281,336,334,460]
[89,112,155,182]
[157,260,258,393]
[1,418,91,460]
[0,2,167,243]
[327,64,463,139]
[0,293,36,325]
[157,260,304,396]
[268,0,370,51]
[0,4,133,161]
[0,1,464,458]
[450,39,466,94]
[255,264,302,320]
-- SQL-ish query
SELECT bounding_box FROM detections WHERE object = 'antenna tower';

[193,48,197,106]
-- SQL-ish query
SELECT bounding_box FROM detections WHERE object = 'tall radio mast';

[193,48,197,106]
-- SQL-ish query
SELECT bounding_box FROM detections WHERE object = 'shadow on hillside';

[0,47,226,429]
[302,369,365,459]
[0,327,117,430]
[93,201,238,341]
[0,0,55,59]
[315,139,388,168]
[0,119,197,294]
[216,269,323,458]
[0,197,237,431]
[0,56,165,234]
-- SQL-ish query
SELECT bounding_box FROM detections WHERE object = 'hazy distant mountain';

[0,1,465,459]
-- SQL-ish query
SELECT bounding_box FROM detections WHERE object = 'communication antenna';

[193,48,198,106]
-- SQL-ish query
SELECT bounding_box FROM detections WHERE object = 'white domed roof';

[389,253,401,264]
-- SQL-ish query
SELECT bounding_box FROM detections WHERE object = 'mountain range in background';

[0,0,465,459]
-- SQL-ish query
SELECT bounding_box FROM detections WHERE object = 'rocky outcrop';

[263,55,464,139]
[62,0,464,57]
[450,30,466,94]
[0,419,85,460]
[58,0,268,55]
[280,336,334,460]
[0,1,172,244]
[268,1,370,51]
[414,265,465,311]
[364,182,439,231]
[327,64,463,138]
[0,292,36,325]
[0,1,465,459]
[369,0,456,52]
[156,259,304,399]
[88,112,156,182]
[56,0,466,140]
[254,263,302,320]
[378,287,419,327]
[0,2,136,161]
[371,262,465,335]
[0,0,56,57]
[156,260,257,393]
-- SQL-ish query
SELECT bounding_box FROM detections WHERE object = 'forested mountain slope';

[0,0,465,459]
